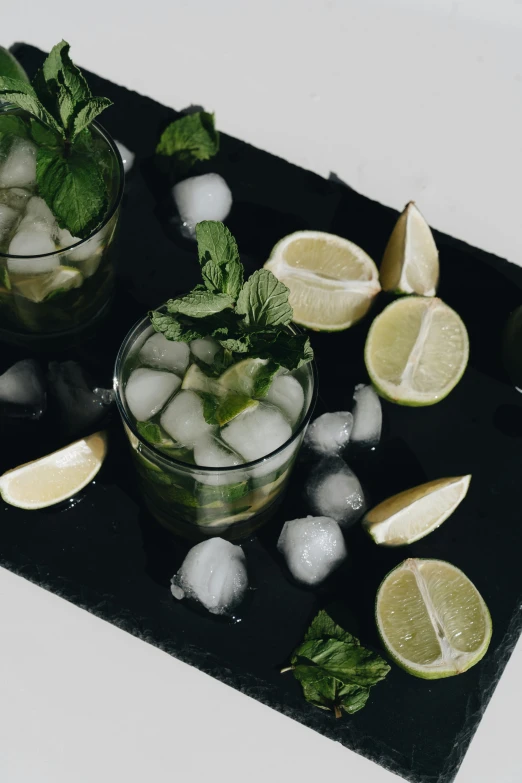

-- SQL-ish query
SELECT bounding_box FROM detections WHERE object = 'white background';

[2,1,522,781]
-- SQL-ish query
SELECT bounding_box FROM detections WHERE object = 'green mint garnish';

[156,111,219,175]
[0,40,113,239]
[150,220,313,372]
[282,610,390,718]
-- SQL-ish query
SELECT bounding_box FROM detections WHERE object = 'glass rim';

[113,312,318,474]
[0,109,125,260]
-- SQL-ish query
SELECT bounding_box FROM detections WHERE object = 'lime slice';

[12,266,83,303]
[363,475,471,546]
[0,46,29,83]
[216,394,259,426]
[365,296,469,406]
[181,364,222,396]
[264,230,380,331]
[376,558,492,678]
[219,357,268,396]
[0,432,107,510]
[380,202,439,296]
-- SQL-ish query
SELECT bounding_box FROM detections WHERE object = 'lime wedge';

[218,357,268,396]
[216,394,259,426]
[12,266,83,303]
[0,46,29,83]
[365,296,469,406]
[363,475,471,546]
[376,558,492,678]
[0,432,107,510]
[380,202,439,296]
[181,364,222,396]
[264,230,380,331]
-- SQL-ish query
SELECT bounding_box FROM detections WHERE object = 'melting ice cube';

[221,403,292,463]
[171,537,248,615]
[264,374,304,426]
[277,515,347,586]
[0,139,37,189]
[139,332,190,375]
[173,173,232,238]
[304,411,353,455]
[306,457,366,528]
[0,359,46,418]
[48,361,114,437]
[193,434,244,485]
[125,368,181,422]
[190,337,220,365]
[351,384,382,447]
[160,389,214,447]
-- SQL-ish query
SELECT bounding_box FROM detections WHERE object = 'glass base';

[144,490,287,543]
[0,297,112,352]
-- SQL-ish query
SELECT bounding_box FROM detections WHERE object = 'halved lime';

[380,202,439,296]
[216,394,259,426]
[0,46,29,83]
[363,475,471,546]
[376,558,492,679]
[182,364,222,396]
[0,432,107,510]
[365,296,469,406]
[12,266,83,303]
[219,357,268,396]
[264,230,380,331]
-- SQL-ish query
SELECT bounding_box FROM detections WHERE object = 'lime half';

[264,230,380,331]
[380,201,439,296]
[363,475,471,546]
[365,296,469,406]
[376,558,492,679]
[13,266,83,303]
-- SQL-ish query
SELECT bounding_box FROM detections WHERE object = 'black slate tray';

[2,43,522,783]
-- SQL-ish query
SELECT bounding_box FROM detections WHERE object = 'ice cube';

[7,230,58,270]
[48,361,114,437]
[304,411,353,455]
[160,389,214,447]
[0,204,19,243]
[19,196,57,234]
[264,374,304,425]
[0,359,46,418]
[58,226,106,271]
[115,140,135,174]
[194,434,244,485]
[221,403,292,463]
[351,384,382,447]
[125,368,181,422]
[139,332,190,375]
[306,457,366,528]
[190,337,220,365]
[171,537,248,615]
[0,139,36,189]
[277,515,347,586]
[173,173,232,238]
[0,187,31,212]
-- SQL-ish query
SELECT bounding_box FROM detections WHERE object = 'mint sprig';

[150,221,313,372]
[0,41,113,238]
[282,610,390,718]
[156,111,219,176]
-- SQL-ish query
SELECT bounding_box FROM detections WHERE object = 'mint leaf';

[72,97,113,140]
[0,76,63,137]
[0,113,29,140]
[236,269,292,329]
[156,111,219,171]
[284,610,390,718]
[30,117,61,148]
[250,330,312,371]
[136,421,174,447]
[200,393,220,425]
[36,144,107,238]
[167,290,234,317]
[150,311,206,343]
[196,221,243,299]
[252,361,279,397]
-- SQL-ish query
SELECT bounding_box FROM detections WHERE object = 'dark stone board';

[2,43,522,783]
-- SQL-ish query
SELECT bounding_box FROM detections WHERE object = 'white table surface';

[2,2,522,781]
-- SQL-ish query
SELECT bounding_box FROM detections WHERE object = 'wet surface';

[2,42,522,783]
